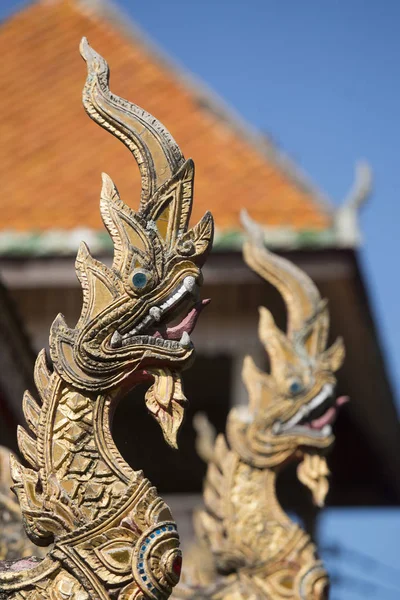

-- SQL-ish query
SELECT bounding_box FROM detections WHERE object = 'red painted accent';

[172,555,182,576]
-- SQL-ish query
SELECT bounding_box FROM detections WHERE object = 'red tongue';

[153,299,210,340]
[310,396,349,430]
[310,407,336,429]
[336,395,350,407]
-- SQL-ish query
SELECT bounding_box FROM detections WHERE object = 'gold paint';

[297,454,330,509]
[0,447,44,562]
[174,213,345,599]
[0,39,213,599]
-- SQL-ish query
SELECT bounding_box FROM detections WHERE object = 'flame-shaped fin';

[34,349,52,403]
[100,173,159,276]
[99,172,127,272]
[9,453,26,489]
[75,241,124,327]
[213,434,229,468]
[206,463,223,495]
[50,314,75,347]
[193,509,225,554]
[203,481,223,520]
[241,210,321,337]
[242,355,274,413]
[23,390,40,435]
[10,455,80,544]
[195,434,238,560]
[143,159,195,244]
[258,307,301,381]
[321,336,345,372]
[80,37,184,204]
[17,426,38,468]
[176,211,214,267]
[193,412,216,463]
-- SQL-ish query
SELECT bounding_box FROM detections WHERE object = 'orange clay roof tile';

[0,0,332,238]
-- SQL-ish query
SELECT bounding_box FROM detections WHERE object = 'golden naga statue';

[0,39,213,599]
[176,213,347,600]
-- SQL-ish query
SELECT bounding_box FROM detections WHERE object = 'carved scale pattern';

[51,388,128,522]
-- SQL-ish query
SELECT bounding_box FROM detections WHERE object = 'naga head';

[50,39,213,446]
[227,212,346,480]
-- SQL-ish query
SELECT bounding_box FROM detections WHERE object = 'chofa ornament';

[0,39,213,599]
[175,212,347,600]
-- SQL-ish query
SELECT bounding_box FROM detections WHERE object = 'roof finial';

[334,160,373,247]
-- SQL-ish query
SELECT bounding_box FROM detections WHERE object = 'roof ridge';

[73,0,333,217]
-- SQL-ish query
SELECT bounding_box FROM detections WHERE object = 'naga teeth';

[149,307,162,322]
[273,384,335,435]
[111,332,184,351]
[272,422,281,434]
[112,276,201,349]
[183,276,196,293]
[111,330,122,348]
[179,331,191,348]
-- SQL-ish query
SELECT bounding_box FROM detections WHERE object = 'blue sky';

[125,0,400,414]
[320,509,400,598]
[1,2,400,597]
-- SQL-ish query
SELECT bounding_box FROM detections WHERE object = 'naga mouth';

[273,383,349,438]
[110,276,210,351]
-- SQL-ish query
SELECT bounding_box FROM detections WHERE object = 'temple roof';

[0,0,365,255]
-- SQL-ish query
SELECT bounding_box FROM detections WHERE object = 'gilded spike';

[22,391,40,435]
[321,336,345,372]
[16,427,37,469]
[0,39,213,599]
[75,240,122,328]
[143,160,195,245]
[193,413,216,463]
[0,447,44,562]
[33,349,51,402]
[99,172,128,272]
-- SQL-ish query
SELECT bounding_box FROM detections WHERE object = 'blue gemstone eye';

[289,380,302,395]
[130,269,152,293]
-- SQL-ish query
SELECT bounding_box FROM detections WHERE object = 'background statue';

[175,212,347,600]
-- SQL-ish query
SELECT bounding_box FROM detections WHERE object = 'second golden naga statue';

[174,213,347,600]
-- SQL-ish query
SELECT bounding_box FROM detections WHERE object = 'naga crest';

[50,39,213,443]
[228,212,346,478]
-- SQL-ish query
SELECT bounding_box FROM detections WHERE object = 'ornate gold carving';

[297,454,330,509]
[175,212,346,599]
[0,447,43,562]
[0,38,213,599]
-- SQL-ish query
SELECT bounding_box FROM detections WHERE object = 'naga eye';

[129,268,153,293]
[289,379,303,396]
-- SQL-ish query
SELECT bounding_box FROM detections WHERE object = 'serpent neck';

[45,377,143,525]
